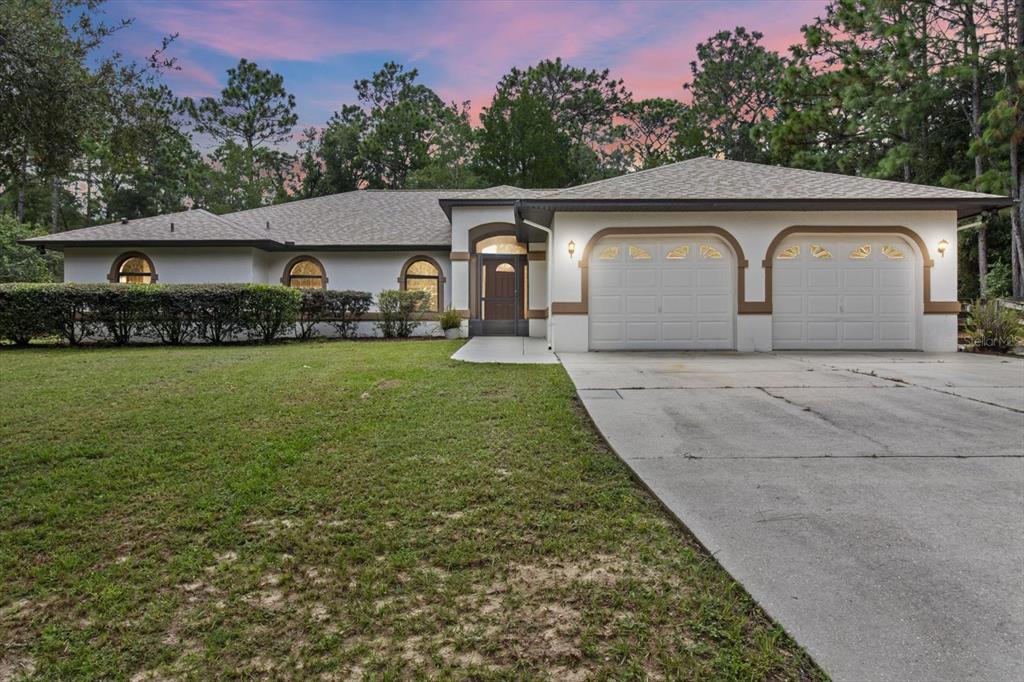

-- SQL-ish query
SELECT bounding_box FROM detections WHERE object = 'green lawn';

[0,340,823,680]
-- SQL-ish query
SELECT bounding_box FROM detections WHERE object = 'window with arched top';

[283,257,326,289]
[475,235,527,254]
[401,257,444,311]
[109,252,156,284]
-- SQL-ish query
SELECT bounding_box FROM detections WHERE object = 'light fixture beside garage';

[567,240,576,259]
[937,239,949,257]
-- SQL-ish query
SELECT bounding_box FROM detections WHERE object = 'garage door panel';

[661,295,694,314]
[626,295,658,314]
[661,322,694,341]
[807,268,839,288]
[774,295,804,315]
[626,322,659,342]
[773,237,916,350]
[843,295,875,314]
[806,321,840,342]
[589,321,623,342]
[626,270,658,288]
[589,235,734,350]
[661,269,693,288]
[697,294,730,314]
[843,269,875,288]
[697,268,731,288]
[697,321,731,342]
[590,295,623,315]
[807,295,840,314]
[774,268,803,289]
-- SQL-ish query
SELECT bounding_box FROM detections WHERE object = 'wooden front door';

[475,255,527,336]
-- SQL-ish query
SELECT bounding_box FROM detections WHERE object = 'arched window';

[109,252,156,284]
[475,235,527,254]
[401,257,443,312]
[282,257,326,289]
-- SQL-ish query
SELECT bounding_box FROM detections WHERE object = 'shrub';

[325,290,372,339]
[0,283,58,345]
[91,285,154,345]
[983,261,1013,300]
[438,307,462,331]
[46,284,97,345]
[296,289,329,340]
[192,285,247,344]
[965,299,1022,353]
[240,285,301,343]
[147,286,197,345]
[376,289,429,338]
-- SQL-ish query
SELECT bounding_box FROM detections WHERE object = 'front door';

[475,254,527,336]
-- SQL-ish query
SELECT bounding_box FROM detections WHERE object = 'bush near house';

[0,283,374,346]
[376,289,430,338]
[964,299,1023,353]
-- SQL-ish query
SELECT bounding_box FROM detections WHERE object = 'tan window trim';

[281,255,328,289]
[108,251,157,283]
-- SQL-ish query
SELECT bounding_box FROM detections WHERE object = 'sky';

[99,0,830,148]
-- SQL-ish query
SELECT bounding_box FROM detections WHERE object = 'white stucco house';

[25,157,1012,352]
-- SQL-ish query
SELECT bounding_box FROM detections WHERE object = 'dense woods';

[1,0,1021,297]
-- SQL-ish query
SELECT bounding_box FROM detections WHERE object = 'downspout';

[518,206,555,350]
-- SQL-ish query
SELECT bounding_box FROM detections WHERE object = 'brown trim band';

[450,251,470,261]
[764,226,959,315]
[527,251,546,261]
[551,302,587,314]
[527,308,549,319]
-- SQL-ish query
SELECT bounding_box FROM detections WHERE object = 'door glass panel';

[496,262,515,273]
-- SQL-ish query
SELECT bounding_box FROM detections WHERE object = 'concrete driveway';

[560,351,1024,682]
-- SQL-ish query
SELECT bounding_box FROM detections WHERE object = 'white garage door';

[772,237,917,350]
[589,236,735,350]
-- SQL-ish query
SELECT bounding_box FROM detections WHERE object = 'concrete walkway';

[450,336,559,364]
[562,351,1024,682]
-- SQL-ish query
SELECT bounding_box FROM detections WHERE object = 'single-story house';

[24,157,1013,352]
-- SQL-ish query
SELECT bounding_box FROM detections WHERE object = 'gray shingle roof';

[23,159,1012,249]
[540,157,1007,201]
[228,190,453,247]
[23,209,267,245]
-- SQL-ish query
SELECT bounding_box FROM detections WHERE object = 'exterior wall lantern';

[567,240,576,259]
[937,239,949,257]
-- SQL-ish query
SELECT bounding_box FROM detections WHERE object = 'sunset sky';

[99,0,829,145]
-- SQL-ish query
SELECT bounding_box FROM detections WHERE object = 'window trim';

[281,255,328,289]
[108,251,157,284]
[399,255,445,312]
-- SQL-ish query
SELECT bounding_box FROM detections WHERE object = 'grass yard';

[0,340,823,680]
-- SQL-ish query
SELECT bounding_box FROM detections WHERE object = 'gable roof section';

[520,157,1010,220]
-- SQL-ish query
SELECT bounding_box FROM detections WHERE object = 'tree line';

[1,0,1021,298]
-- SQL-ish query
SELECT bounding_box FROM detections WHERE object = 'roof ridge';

[537,157,705,198]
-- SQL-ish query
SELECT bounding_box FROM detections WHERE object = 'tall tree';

[476,90,575,188]
[677,27,785,163]
[620,98,686,169]
[494,58,632,180]
[184,59,297,205]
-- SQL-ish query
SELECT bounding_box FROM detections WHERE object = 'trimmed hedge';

[376,289,430,338]
[0,283,373,346]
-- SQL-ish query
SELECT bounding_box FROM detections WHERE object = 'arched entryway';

[468,225,529,336]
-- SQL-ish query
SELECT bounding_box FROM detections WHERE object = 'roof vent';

[170,222,175,233]
[121,217,129,224]
[266,221,270,230]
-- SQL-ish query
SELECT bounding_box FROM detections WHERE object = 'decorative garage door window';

[772,237,915,350]
[777,245,801,259]
[588,236,734,351]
